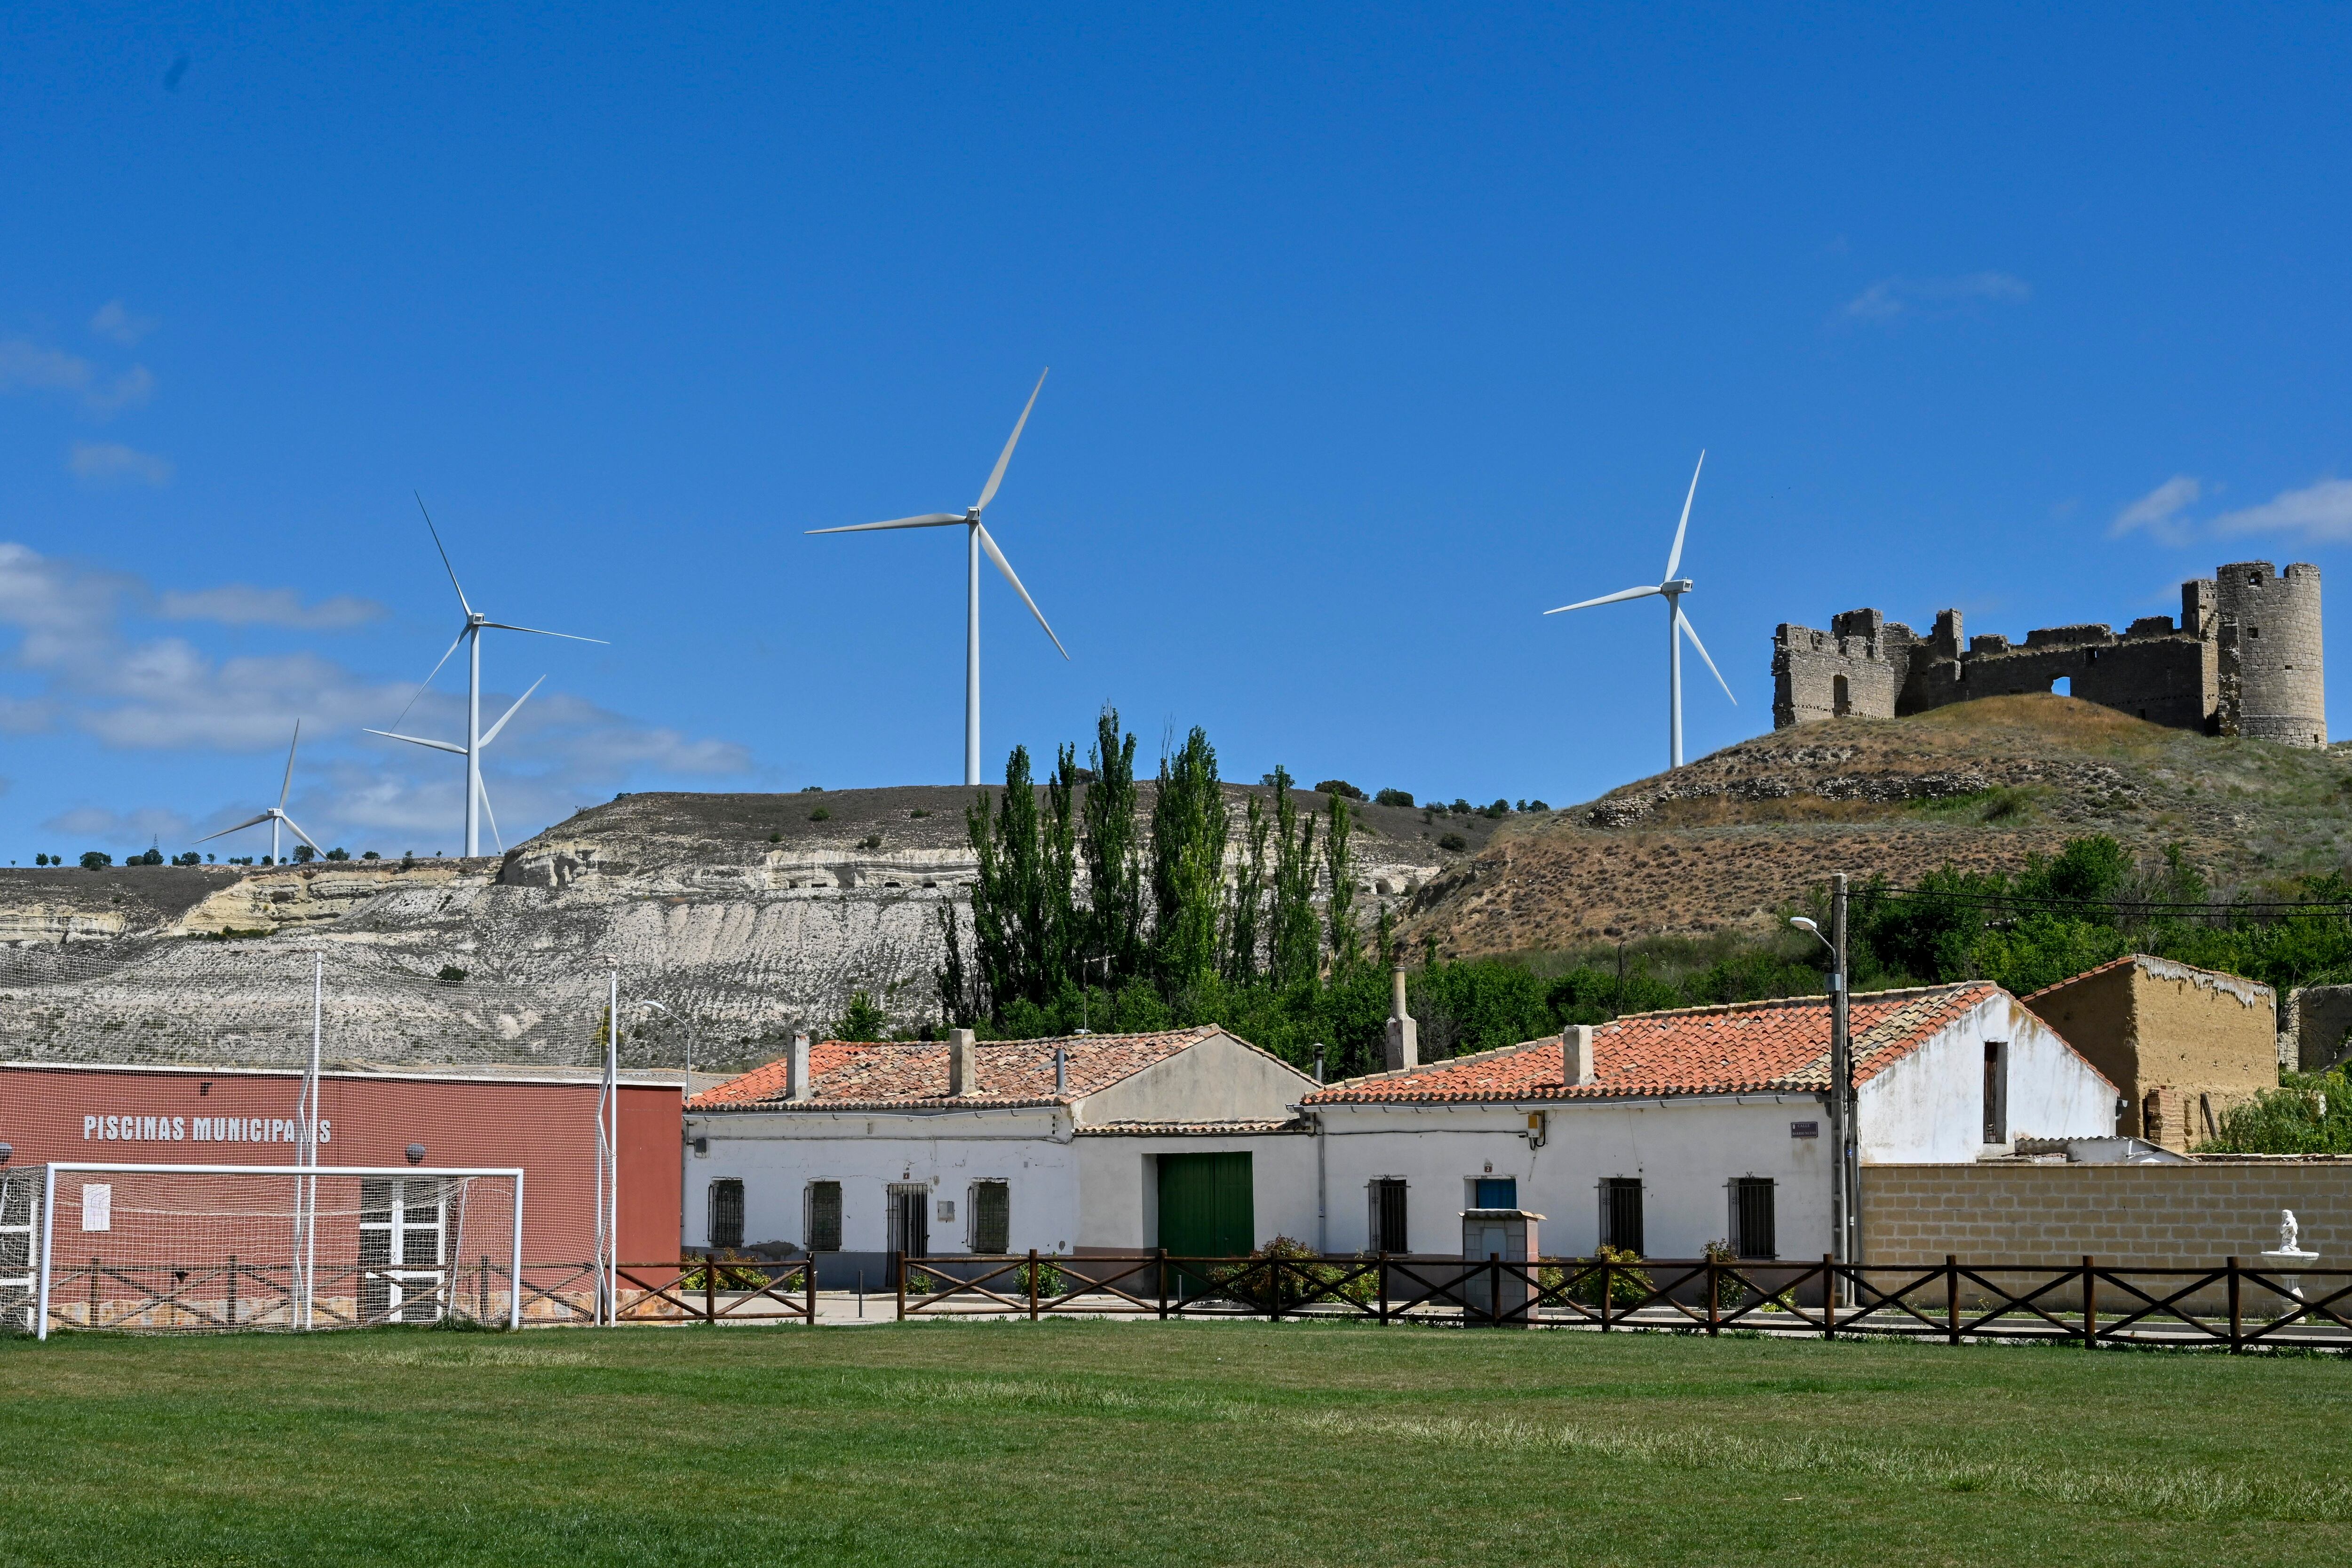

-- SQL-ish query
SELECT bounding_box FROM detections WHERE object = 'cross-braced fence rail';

[889,1250,2352,1350]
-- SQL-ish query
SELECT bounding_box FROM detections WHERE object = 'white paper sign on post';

[81,1184,112,1233]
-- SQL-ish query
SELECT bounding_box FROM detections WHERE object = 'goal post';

[18,1163,524,1338]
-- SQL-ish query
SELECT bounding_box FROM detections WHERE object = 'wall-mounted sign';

[1790,1121,1820,1139]
[81,1114,329,1145]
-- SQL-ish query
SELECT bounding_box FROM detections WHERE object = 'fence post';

[1156,1248,1169,1320]
[225,1254,236,1329]
[1028,1249,1040,1322]
[894,1250,906,1322]
[2082,1256,2096,1349]
[1822,1255,1836,1341]
[1269,1254,1285,1323]
[1706,1256,1719,1336]
[1599,1259,1613,1332]
[1378,1252,1390,1326]
[2228,1256,2241,1353]
[806,1254,818,1327]
[704,1256,716,1325]
[1946,1255,1960,1346]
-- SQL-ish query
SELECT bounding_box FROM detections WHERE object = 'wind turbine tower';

[370,500,605,857]
[1544,452,1737,770]
[195,722,322,863]
[809,370,1069,785]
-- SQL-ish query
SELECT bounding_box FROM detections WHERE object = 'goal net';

[7,1164,523,1336]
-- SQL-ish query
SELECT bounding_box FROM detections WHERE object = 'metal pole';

[302,949,322,1329]
[1828,872,1854,1294]
[605,965,620,1324]
[509,1170,525,1331]
[35,1164,56,1341]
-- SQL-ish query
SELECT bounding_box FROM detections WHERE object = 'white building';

[1300,981,2119,1261]
[685,1026,1319,1279]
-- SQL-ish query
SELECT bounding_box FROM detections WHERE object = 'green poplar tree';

[1323,789,1363,974]
[1149,726,1228,995]
[1081,706,1147,988]
[1266,766,1321,991]
[1224,790,1271,985]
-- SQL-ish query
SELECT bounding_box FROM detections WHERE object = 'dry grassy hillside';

[1403,694,2352,958]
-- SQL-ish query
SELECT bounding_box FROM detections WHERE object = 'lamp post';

[1791,872,1856,1289]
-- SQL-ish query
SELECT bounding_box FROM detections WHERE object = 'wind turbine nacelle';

[1663,578,1694,596]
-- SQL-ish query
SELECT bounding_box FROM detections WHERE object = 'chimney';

[1383,944,1419,1072]
[786,1032,813,1102]
[947,1027,978,1096]
[1563,1025,1595,1086]
[1054,1047,1068,1098]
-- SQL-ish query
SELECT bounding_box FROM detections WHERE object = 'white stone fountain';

[2258,1209,2320,1301]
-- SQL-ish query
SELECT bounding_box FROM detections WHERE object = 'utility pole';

[1828,873,1856,1288]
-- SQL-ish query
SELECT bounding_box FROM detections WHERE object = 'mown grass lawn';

[3,1320,2349,1567]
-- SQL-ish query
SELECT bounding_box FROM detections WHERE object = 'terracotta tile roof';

[691,1026,1232,1110]
[1301,983,2007,1105]
[1074,1118,1308,1137]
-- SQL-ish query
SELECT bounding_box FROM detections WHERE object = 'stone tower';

[2215,561,2326,747]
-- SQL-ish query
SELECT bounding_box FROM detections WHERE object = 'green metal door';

[1156,1151,1253,1296]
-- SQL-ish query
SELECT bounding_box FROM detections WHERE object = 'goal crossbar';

[24,1163,526,1338]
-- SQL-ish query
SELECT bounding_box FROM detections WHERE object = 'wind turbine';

[1543,452,1737,771]
[195,722,321,864]
[808,370,1069,786]
[368,498,605,857]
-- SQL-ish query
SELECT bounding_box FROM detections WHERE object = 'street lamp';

[635,999,697,1093]
[1789,874,1857,1289]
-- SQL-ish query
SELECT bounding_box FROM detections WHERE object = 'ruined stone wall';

[1770,611,1910,727]
[2217,560,2326,746]
[1901,624,2216,732]
[2282,985,2352,1072]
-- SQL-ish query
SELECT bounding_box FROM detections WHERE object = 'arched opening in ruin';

[1832,674,1851,716]
[2050,676,2073,698]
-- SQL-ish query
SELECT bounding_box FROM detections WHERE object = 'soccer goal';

[9,1164,524,1337]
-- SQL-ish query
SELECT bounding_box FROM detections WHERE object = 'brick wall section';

[1862,1160,2352,1290]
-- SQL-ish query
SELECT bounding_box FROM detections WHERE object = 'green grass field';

[4,1321,2350,1567]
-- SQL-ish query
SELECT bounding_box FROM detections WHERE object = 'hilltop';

[1403,694,2352,957]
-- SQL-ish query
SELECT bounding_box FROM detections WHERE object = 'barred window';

[1369,1178,1408,1253]
[707,1178,745,1250]
[1598,1177,1644,1255]
[1729,1177,1775,1259]
[969,1180,1010,1254]
[805,1180,842,1253]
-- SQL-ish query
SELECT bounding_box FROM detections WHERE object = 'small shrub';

[1545,1245,1653,1309]
[1374,788,1414,808]
[79,851,111,869]
[769,832,782,843]
[1438,832,1468,852]
[362,850,381,860]
[325,847,350,861]
[1450,798,1471,815]
[831,989,889,1041]
[437,964,469,985]
[909,808,931,819]
[681,1253,803,1294]
[1212,1235,1375,1309]
[800,784,825,793]
[808,807,831,822]
[1526,799,1549,812]
[1313,780,1366,801]
[858,833,884,850]
[293,844,316,864]
[1482,798,1509,819]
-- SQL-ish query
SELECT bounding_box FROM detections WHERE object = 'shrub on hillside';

[1374,788,1414,808]
[1313,780,1365,802]
[79,851,111,869]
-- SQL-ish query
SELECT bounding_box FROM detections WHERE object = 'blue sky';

[4,3,2350,859]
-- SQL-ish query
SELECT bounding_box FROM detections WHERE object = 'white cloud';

[0,340,153,416]
[2109,475,2201,545]
[2214,478,2352,543]
[159,585,385,630]
[89,301,158,346]
[0,541,752,851]
[1843,272,2032,323]
[68,441,174,487]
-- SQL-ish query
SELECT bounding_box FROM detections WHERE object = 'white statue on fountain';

[2261,1208,2319,1303]
[2282,1210,2301,1252]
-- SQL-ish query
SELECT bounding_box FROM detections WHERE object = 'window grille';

[707,1178,745,1250]
[969,1180,1010,1254]
[804,1180,842,1253]
[1369,1178,1408,1253]
[1729,1177,1776,1259]
[1598,1177,1644,1255]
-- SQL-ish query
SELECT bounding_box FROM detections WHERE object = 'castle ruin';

[1772,561,2326,747]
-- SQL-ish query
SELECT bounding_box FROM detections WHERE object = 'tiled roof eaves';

[695,1097,1070,1114]
[1075,1118,1308,1136]
[1309,1086,1825,1109]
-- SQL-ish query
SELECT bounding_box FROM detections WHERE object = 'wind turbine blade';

[193,812,275,844]
[1677,607,1737,704]
[477,675,545,748]
[806,514,964,534]
[279,720,301,810]
[972,368,1048,514]
[364,727,469,756]
[1663,450,1706,581]
[977,523,1069,660]
[476,777,503,854]
[1542,584,1662,615]
[479,622,610,645]
[416,493,473,618]
[277,813,324,854]
[389,624,470,729]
